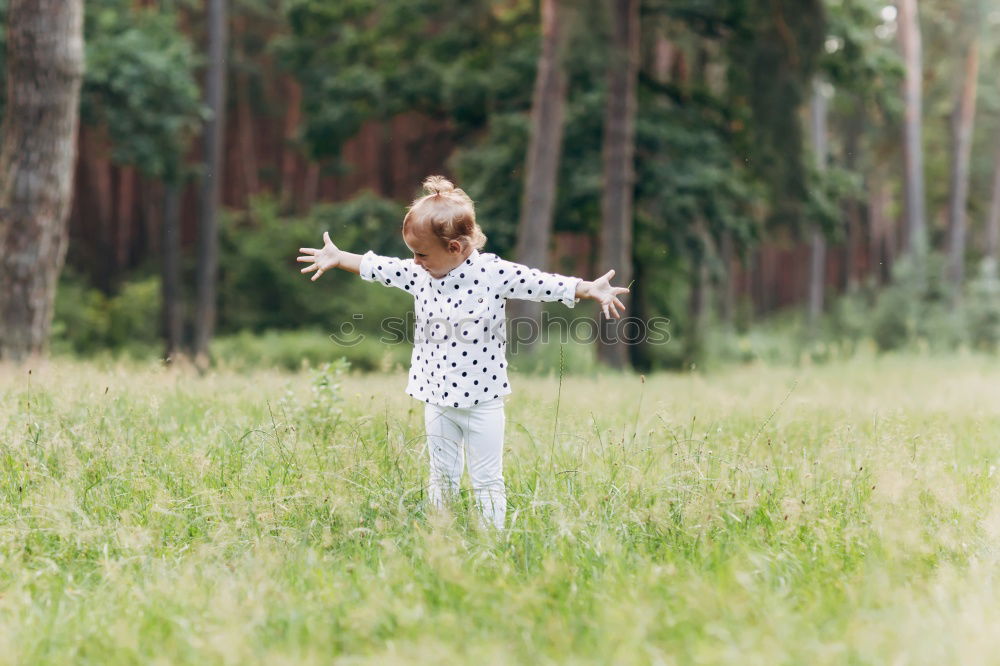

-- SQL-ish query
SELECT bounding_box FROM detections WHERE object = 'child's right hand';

[297,232,342,281]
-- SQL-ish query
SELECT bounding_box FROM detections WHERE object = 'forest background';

[2,0,1000,373]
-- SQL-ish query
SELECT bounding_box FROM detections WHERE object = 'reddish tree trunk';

[237,69,260,203]
[116,165,135,270]
[807,80,828,336]
[194,0,228,361]
[898,0,928,271]
[0,0,85,361]
[162,183,183,359]
[596,0,639,369]
[508,0,570,336]
[280,77,302,211]
[946,36,979,299]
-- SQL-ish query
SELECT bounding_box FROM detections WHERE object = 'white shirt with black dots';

[359,249,582,408]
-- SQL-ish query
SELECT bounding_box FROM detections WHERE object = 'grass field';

[2,354,1000,664]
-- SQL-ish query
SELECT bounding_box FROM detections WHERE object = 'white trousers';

[424,397,506,529]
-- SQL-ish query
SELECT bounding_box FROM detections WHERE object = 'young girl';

[297,176,628,529]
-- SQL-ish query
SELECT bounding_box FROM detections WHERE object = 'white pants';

[424,397,506,529]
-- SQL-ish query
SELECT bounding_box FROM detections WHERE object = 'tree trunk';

[280,77,302,212]
[116,165,135,271]
[842,106,863,292]
[897,0,928,273]
[719,231,736,327]
[236,67,259,204]
[596,0,639,370]
[162,183,184,360]
[194,0,228,362]
[946,35,979,301]
[986,131,1000,275]
[507,0,570,341]
[684,224,710,368]
[0,0,84,361]
[807,80,828,336]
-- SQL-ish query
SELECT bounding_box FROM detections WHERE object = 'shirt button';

[477,297,484,303]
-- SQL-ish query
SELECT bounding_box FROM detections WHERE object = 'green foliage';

[51,272,161,356]
[966,261,1000,352]
[81,0,203,181]
[277,0,537,161]
[217,193,413,336]
[212,329,409,372]
[725,0,827,226]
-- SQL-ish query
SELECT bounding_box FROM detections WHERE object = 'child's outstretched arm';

[297,232,362,280]
[576,269,629,319]
[496,258,629,319]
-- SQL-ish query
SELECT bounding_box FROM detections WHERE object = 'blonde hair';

[402,176,487,251]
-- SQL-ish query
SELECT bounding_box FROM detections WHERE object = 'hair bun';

[423,175,455,195]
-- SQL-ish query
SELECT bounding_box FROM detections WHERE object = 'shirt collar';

[435,249,480,281]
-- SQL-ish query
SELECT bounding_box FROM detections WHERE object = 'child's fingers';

[601,269,615,282]
[311,268,324,281]
[299,247,317,255]
[301,263,319,274]
[613,296,625,310]
[602,302,610,319]
[323,231,332,245]
[614,286,629,294]
[296,256,314,263]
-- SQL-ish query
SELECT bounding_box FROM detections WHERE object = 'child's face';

[403,226,466,279]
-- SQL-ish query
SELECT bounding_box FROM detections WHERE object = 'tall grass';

[1,355,999,664]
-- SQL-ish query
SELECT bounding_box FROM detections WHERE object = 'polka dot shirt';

[359,249,582,408]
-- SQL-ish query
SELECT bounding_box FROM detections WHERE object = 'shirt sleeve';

[359,251,422,294]
[493,258,582,308]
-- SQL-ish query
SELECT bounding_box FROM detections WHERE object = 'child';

[297,176,629,529]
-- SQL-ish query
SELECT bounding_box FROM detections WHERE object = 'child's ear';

[449,240,463,253]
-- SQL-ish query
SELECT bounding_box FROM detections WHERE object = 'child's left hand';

[588,269,629,319]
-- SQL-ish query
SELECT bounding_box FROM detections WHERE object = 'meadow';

[2,354,1000,664]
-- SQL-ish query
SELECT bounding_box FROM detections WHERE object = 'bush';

[218,193,414,338]
[967,260,1000,352]
[52,272,160,357]
[211,329,410,373]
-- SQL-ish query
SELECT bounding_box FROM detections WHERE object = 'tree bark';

[116,165,136,271]
[807,80,828,336]
[842,106,864,292]
[719,231,736,327]
[0,0,84,361]
[507,0,570,341]
[596,0,639,370]
[280,77,302,212]
[897,0,928,273]
[162,183,184,360]
[236,67,259,204]
[684,223,710,368]
[194,0,228,362]
[946,35,979,300]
